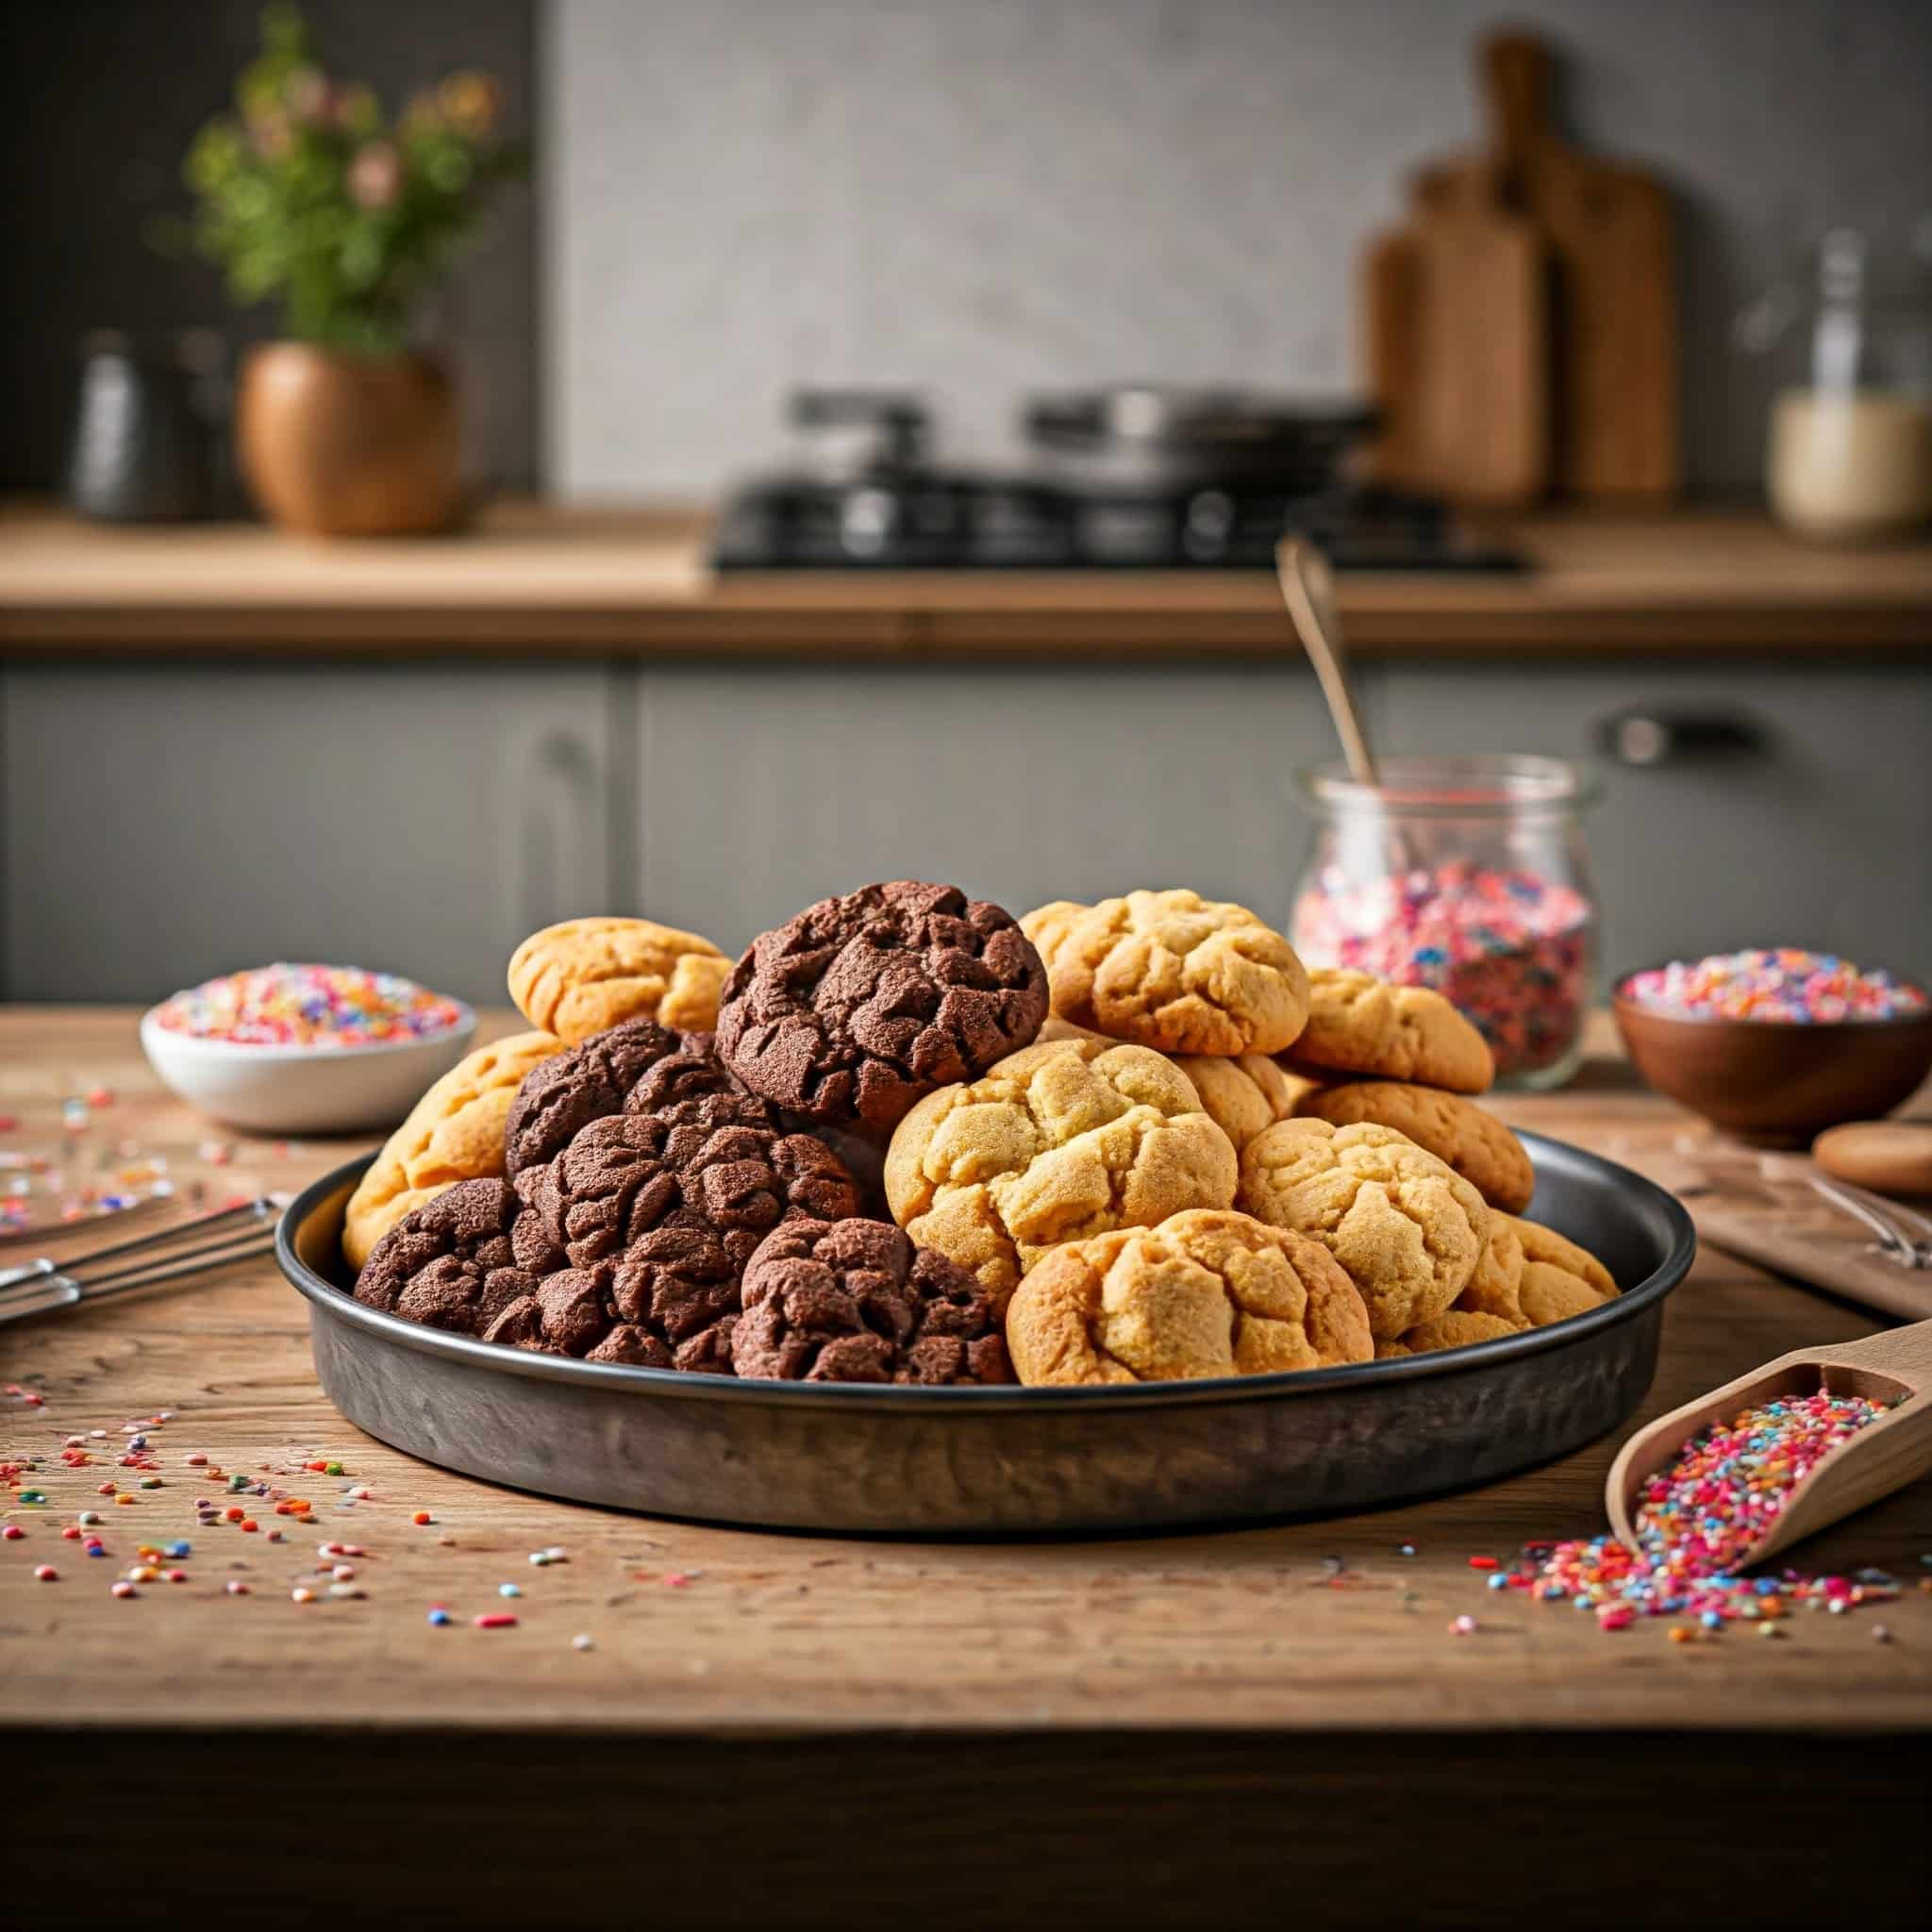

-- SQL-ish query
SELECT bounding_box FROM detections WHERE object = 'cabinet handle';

[1595,709,1765,769]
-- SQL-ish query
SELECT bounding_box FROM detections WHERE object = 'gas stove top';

[711,475,1522,572]
[709,388,1524,574]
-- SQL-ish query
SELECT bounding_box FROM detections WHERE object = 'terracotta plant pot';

[237,343,459,537]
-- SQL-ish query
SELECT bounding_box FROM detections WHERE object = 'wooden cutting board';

[1417,32,1678,501]
[1362,172,1550,508]
[1622,1147,1932,1325]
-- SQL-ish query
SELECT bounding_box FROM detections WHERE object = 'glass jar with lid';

[1290,756,1599,1091]
[1739,224,1932,541]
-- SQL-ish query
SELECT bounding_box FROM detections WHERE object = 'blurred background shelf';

[2,499,1929,654]
[5,502,1927,1003]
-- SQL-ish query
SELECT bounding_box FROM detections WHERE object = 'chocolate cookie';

[353,1179,549,1344]
[481,1263,708,1370]
[734,1217,1012,1385]
[504,1017,762,1181]
[715,881,1049,1134]
[529,1094,862,1369]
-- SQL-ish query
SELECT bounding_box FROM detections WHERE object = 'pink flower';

[348,141,402,209]
[284,65,329,122]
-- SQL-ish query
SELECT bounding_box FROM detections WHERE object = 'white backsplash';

[545,0,1932,500]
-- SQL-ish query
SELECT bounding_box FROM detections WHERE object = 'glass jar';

[1290,756,1599,1091]
[1739,225,1932,541]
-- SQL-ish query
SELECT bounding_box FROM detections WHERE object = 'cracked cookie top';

[1453,1213,1531,1329]
[1452,1212,1617,1332]
[715,881,1049,1135]
[1292,1077,1533,1211]
[1282,969,1493,1093]
[1235,1116,1489,1340]
[504,1017,764,1181]
[508,915,731,1044]
[1006,1208,1373,1386]
[1171,1052,1307,1154]
[352,1178,547,1341]
[1376,1308,1520,1358]
[733,1216,1012,1385]
[883,1037,1238,1306]
[530,1093,858,1273]
[1021,889,1309,1057]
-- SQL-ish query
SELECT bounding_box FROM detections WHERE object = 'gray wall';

[0,0,538,493]
[547,0,1932,501]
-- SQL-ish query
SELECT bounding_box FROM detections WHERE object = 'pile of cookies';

[345,883,1618,1389]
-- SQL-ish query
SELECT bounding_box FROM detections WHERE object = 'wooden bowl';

[1611,976,1932,1147]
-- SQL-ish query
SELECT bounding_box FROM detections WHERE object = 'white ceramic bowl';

[140,1003,475,1135]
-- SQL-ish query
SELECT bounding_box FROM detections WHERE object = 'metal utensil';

[1754,1150,1932,1268]
[1806,1174,1932,1268]
[1276,536,1376,784]
[0,1196,282,1324]
[1624,1148,1932,1325]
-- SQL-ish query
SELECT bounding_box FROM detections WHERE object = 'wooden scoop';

[1606,1318,1932,1568]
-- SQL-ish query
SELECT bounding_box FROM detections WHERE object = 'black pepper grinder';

[64,329,227,522]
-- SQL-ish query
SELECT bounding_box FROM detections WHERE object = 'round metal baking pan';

[277,1133,1694,1537]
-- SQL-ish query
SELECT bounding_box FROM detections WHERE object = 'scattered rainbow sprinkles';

[1620,948,1927,1025]
[151,963,467,1048]
[1490,1390,1904,1632]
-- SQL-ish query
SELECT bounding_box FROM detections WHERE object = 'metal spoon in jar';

[1275,536,1378,786]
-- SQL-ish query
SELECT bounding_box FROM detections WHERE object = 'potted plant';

[185,5,525,536]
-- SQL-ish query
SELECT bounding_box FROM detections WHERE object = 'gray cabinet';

[634,662,1345,950]
[1375,662,1932,978]
[6,652,1924,1011]
[2,662,616,1006]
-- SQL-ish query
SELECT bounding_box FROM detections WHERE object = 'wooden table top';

[4,1006,1927,1743]
[4,498,1930,654]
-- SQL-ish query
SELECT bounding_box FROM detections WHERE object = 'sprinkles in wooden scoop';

[1482,1390,1903,1634]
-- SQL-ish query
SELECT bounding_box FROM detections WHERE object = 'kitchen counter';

[4,1007,1927,1922]
[3,497,1930,653]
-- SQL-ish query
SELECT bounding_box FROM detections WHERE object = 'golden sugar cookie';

[1020,889,1309,1057]
[1171,1053,1301,1155]
[342,1029,564,1269]
[1035,1014,1108,1046]
[1812,1121,1932,1197]
[1235,1116,1489,1340]
[1514,1216,1618,1325]
[1515,1215,1616,1297]
[1454,1214,1531,1328]
[1375,1309,1519,1358]
[1005,1208,1372,1386]
[1454,1213,1616,1330]
[883,1038,1237,1307]
[1283,969,1493,1094]
[1292,1078,1534,1212]
[508,916,730,1044]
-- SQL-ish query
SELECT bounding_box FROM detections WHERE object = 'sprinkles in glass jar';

[1293,861,1594,1079]
[1619,948,1927,1025]
[150,964,468,1049]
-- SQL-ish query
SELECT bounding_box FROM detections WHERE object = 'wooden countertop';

[5,1008,1929,1920]
[3,498,1930,654]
